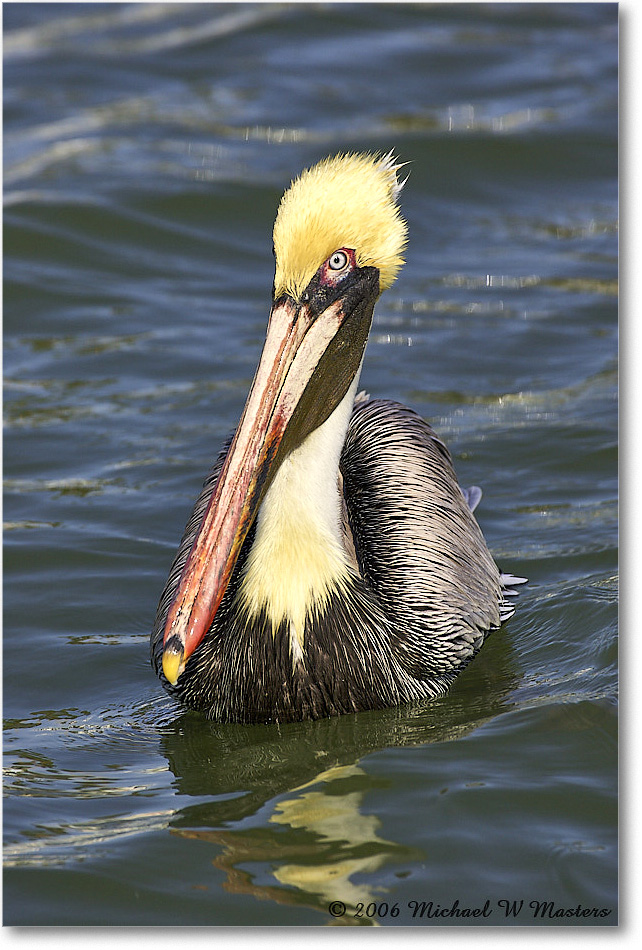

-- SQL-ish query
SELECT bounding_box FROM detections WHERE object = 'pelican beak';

[161,256,378,684]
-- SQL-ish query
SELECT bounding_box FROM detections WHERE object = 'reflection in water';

[160,629,519,920]
[173,763,414,923]
[271,764,397,907]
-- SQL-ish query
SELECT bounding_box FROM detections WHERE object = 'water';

[3,2,617,927]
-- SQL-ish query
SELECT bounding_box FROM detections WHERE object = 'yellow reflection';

[270,764,394,910]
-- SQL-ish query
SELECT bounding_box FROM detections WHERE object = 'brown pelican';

[151,152,524,723]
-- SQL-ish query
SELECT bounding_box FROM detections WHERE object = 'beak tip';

[162,642,184,686]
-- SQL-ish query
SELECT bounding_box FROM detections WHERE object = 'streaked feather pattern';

[151,396,522,722]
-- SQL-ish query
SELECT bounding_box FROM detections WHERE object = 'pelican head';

[162,152,408,685]
[273,151,407,299]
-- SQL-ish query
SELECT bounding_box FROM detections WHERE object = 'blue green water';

[3,2,617,926]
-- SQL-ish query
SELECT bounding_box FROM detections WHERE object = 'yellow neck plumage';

[238,373,360,648]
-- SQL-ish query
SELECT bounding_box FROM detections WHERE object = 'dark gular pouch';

[277,264,380,460]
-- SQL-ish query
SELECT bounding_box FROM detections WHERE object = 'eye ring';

[328,249,349,271]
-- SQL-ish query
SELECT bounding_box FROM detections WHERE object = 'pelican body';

[151,152,523,723]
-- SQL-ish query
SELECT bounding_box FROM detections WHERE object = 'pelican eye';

[328,250,349,271]
[313,247,356,297]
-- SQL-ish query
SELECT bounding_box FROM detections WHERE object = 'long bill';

[161,287,373,685]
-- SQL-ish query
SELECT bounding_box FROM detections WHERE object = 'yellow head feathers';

[273,152,408,301]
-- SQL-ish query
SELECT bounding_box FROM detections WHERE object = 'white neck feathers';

[238,373,361,646]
